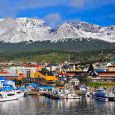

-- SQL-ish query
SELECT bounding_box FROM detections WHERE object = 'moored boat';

[0,92,18,102]
[95,88,115,102]
[50,88,80,99]
[0,90,25,102]
[63,89,80,99]
[16,90,25,98]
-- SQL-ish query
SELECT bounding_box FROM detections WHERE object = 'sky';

[0,0,115,27]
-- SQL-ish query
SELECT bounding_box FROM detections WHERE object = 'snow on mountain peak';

[50,21,115,42]
[16,17,49,28]
[0,18,114,43]
[0,18,51,43]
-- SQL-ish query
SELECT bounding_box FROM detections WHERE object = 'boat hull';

[95,96,109,102]
[16,92,25,98]
[0,95,18,102]
[0,92,25,102]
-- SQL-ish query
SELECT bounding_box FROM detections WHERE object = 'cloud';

[0,0,115,18]
[43,13,62,27]
[20,0,63,9]
[68,0,115,9]
[69,0,86,8]
[0,0,66,17]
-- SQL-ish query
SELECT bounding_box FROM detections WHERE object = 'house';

[98,72,115,82]
[68,78,80,87]
[108,66,115,72]
[46,64,58,71]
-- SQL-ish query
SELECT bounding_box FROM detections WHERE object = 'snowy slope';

[0,18,51,43]
[0,18,114,43]
[50,21,115,42]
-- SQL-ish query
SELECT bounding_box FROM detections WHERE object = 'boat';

[95,88,115,101]
[16,90,25,98]
[85,90,92,97]
[0,92,18,102]
[51,88,80,99]
[63,89,80,99]
[50,89,64,99]
[64,93,80,99]
[0,90,25,102]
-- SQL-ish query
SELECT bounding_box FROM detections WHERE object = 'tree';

[79,76,92,86]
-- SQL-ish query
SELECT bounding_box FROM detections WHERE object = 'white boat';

[95,88,115,102]
[63,89,80,99]
[64,93,80,99]
[51,89,64,99]
[49,88,80,99]
[53,89,80,99]
[0,91,25,102]
[16,90,25,98]
[85,90,92,97]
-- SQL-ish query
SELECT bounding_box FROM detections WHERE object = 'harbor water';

[0,96,114,115]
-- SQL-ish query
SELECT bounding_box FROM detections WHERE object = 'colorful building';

[108,66,115,72]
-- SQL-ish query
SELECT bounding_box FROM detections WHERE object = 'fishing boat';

[95,88,115,101]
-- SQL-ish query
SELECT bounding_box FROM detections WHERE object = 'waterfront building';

[108,66,115,72]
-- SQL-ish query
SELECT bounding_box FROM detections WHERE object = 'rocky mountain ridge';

[0,18,114,43]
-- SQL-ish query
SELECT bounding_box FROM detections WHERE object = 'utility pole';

[68,54,71,63]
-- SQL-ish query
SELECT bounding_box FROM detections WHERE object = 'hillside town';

[0,60,115,83]
[0,60,115,95]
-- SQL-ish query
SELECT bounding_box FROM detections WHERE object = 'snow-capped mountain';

[0,18,115,43]
[50,21,115,42]
[0,18,51,43]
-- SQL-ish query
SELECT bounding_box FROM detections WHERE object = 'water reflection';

[0,96,114,115]
[94,100,115,115]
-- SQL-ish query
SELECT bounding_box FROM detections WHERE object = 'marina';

[0,95,114,115]
[0,62,115,104]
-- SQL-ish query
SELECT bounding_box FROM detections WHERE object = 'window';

[7,94,15,96]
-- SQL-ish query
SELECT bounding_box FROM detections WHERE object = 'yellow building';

[34,71,58,81]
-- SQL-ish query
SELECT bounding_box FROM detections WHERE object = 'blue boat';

[95,88,115,101]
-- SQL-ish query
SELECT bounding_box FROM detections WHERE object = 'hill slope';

[0,38,114,52]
